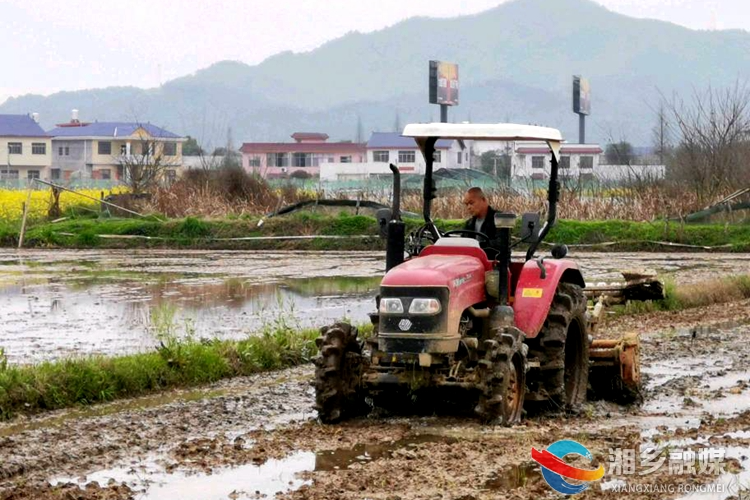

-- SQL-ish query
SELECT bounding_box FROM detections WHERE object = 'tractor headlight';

[379,298,404,314]
[408,298,442,315]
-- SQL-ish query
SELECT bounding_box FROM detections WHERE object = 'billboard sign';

[429,61,459,106]
[573,75,591,115]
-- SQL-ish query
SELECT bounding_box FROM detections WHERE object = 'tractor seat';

[433,237,481,248]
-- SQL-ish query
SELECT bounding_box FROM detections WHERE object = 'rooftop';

[240,141,366,154]
[291,132,329,142]
[47,122,182,139]
[0,114,48,137]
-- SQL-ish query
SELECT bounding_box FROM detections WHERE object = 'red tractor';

[314,123,639,425]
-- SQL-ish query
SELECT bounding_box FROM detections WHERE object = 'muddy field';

[1,302,749,499]
[1,250,750,499]
[2,249,750,362]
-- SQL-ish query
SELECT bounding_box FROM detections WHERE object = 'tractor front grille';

[379,286,449,334]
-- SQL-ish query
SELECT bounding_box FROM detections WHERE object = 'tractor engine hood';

[381,254,485,289]
[379,254,487,351]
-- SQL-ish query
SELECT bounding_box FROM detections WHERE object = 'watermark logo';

[532,440,605,495]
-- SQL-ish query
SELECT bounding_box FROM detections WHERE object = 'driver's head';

[463,187,489,219]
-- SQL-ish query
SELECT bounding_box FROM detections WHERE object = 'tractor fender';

[513,259,585,339]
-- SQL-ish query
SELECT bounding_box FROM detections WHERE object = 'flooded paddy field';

[2,249,750,363]
[1,249,750,498]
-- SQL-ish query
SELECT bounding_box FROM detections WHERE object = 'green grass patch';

[3,214,750,252]
[0,298,375,421]
[622,274,750,314]
[0,326,321,421]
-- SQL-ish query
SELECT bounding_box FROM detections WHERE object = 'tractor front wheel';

[475,329,527,425]
[314,322,367,423]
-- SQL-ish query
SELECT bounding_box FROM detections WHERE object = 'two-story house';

[0,114,52,181]
[47,114,186,181]
[320,132,471,181]
[240,132,366,179]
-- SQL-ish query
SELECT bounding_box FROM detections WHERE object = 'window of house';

[373,151,389,163]
[0,170,19,180]
[8,143,22,155]
[457,152,462,164]
[120,144,127,155]
[163,142,177,156]
[293,152,313,167]
[64,146,69,156]
[248,155,261,167]
[267,153,289,167]
[140,142,153,156]
[340,156,352,163]
[100,170,111,180]
[532,156,546,169]
[51,168,61,180]
[398,151,415,163]
[560,156,571,169]
[58,146,63,156]
[98,141,111,155]
[32,143,46,155]
[580,156,594,169]
[433,151,442,163]
[27,170,40,180]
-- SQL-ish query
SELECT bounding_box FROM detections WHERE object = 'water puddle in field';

[0,252,381,363]
[3,248,750,363]
[52,452,316,499]
[51,435,461,498]
[314,434,458,471]
[483,462,541,490]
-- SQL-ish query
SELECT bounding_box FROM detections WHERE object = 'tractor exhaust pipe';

[385,164,405,272]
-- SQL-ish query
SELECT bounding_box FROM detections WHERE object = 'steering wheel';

[405,223,442,256]
[442,229,490,244]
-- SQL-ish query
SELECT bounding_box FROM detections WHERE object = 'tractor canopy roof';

[402,122,563,159]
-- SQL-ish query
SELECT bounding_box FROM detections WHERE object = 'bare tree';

[662,81,750,201]
[117,133,180,194]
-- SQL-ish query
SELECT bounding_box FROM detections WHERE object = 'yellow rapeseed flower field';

[0,187,128,223]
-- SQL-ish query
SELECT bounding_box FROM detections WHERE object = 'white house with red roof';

[240,132,366,179]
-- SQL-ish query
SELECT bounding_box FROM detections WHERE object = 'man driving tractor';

[463,187,499,259]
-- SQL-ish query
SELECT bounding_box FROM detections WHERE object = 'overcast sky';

[1,0,747,105]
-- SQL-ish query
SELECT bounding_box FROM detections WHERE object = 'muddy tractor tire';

[313,322,367,423]
[528,283,589,410]
[475,329,527,425]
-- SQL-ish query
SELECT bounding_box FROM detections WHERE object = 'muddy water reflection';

[0,273,380,364]
[52,452,315,499]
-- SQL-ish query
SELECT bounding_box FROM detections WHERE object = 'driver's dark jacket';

[464,206,500,260]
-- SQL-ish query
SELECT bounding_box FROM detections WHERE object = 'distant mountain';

[2,0,749,146]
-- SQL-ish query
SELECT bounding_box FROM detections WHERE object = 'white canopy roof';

[402,122,563,159]
[402,123,563,142]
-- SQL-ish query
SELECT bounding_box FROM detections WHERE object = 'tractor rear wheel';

[475,329,527,425]
[314,322,367,423]
[529,283,589,410]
